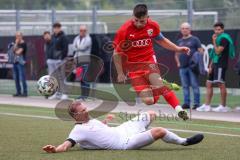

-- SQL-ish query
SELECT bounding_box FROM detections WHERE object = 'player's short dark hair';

[133,4,148,18]
[53,22,62,28]
[214,22,224,29]
[43,31,50,35]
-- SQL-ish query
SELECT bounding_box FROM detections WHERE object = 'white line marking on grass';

[1,112,240,138]
[108,123,240,138]
[166,128,240,138]
[0,112,58,120]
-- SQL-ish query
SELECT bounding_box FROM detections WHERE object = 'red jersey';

[114,18,160,62]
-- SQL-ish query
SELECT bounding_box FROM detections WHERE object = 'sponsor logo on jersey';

[149,63,159,71]
[131,38,151,47]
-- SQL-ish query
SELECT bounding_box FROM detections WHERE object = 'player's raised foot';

[178,110,189,121]
[162,79,181,91]
[182,134,204,146]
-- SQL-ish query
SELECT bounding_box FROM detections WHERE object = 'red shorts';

[127,61,161,103]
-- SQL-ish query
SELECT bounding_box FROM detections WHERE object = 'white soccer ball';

[37,75,59,97]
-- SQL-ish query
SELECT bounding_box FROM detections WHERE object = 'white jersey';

[67,113,154,150]
[68,119,126,150]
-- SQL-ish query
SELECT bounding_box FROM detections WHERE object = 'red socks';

[162,90,180,109]
[152,86,180,109]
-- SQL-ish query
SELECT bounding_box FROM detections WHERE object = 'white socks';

[162,130,186,145]
[175,105,183,113]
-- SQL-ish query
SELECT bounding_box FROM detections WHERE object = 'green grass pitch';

[0,104,239,160]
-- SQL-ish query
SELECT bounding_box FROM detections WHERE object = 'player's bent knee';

[158,78,164,85]
[150,127,166,140]
[217,83,225,88]
[206,81,212,88]
[147,110,157,121]
[147,110,157,116]
[142,97,155,105]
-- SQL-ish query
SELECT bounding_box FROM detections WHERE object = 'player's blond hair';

[68,101,82,118]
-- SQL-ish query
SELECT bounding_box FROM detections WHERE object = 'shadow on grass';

[41,147,196,154]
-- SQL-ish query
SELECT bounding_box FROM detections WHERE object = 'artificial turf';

[0,104,239,160]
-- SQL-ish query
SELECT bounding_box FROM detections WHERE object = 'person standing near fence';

[197,22,235,112]
[175,22,203,110]
[12,31,28,97]
[73,25,92,100]
[47,22,69,100]
[43,31,54,70]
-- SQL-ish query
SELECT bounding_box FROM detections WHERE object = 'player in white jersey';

[43,101,204,152]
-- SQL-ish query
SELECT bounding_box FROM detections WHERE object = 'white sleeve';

[88,36,92,46]
[78,36,92,51]
[88,36,92,51]
[67,126,84,146]
[73,36,78,50]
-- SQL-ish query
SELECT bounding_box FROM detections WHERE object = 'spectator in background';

[235,58,240,112]
[43,31,54,69]
[47,22,69,100]
[12,31,28,97]
[175,22,203,109]
[197,22,235,112]
[73,25,92,100]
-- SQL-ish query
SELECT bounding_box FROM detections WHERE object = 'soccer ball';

[37,75,59,97]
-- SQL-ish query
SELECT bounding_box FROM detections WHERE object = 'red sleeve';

[151,21,161,38]
[114,28,126,53]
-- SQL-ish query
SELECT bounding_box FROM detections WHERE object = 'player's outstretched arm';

[113,50,127,82]
[155,38,190,55]
[42,141,72,153]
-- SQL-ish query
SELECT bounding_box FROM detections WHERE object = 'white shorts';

[115,112,155,150]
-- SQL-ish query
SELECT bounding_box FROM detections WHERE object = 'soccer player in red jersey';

[113,4,190,120]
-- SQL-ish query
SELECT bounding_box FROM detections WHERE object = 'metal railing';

[0,9,218,36]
